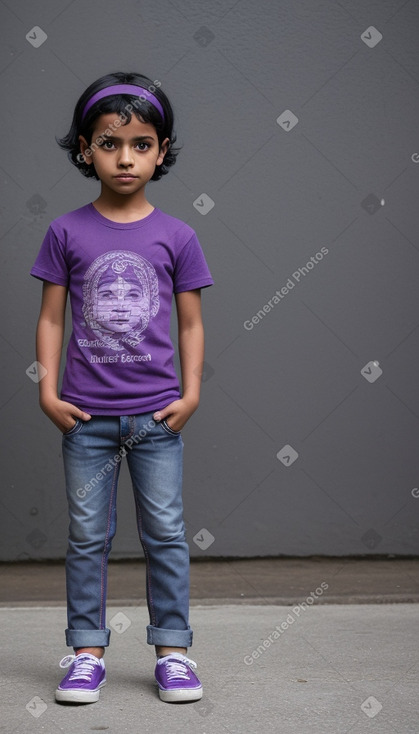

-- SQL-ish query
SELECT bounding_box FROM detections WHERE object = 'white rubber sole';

[55,681,106,703]
[158,686,203,703]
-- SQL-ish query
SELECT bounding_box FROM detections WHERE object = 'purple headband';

[81,84,165,122]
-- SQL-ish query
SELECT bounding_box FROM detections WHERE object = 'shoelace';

[58,654,99,682]
[157,653,197,681]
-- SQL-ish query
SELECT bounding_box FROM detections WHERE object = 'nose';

[118,144,134,167]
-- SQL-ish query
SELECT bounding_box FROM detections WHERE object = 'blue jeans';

[61,412,192,650]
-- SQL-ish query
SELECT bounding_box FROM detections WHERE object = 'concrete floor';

[1,603,418,734]
[1,559,418,733]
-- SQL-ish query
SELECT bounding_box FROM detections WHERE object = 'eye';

[126,289,143,299]
[98,140,115,150]
[97,289,114,299]
[135,142,150,151]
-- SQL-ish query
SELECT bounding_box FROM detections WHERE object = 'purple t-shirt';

[30,203,213,415]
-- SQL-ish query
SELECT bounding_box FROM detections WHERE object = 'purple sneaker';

[55,653,106,703]
[155,653,203,702]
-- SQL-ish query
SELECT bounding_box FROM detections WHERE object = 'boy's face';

[94,275,149,334]
[79,113,169,196]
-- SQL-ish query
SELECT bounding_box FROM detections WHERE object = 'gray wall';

[1,0,419,560]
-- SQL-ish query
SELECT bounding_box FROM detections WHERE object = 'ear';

[78,135,93,165]
[156,137,170,166]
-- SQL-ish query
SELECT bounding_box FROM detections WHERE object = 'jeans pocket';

[160,419,181,436]
[62,418,84,436]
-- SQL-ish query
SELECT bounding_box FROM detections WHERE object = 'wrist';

[39,390,59,409]
[181,393,200,412]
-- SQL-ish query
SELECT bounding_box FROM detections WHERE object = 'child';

[30,71,213,704]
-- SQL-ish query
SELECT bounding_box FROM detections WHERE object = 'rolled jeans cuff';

[65,628,111,648]
[146,624,193,648]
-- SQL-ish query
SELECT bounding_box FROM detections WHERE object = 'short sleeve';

[30,225,69,286]
[174,232,213,293]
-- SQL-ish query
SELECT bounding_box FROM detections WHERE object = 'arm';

[36,281,91,432]
[177,288,205,411]
[153,289,205,432]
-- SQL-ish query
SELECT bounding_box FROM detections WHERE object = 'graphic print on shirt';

[81,250,159,352]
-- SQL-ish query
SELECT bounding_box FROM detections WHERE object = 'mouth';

[114,174,138,181]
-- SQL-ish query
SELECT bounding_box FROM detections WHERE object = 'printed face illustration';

[95,275,149,334]
[82,250,160,350]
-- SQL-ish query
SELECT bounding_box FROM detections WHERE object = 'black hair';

[57,71,180,181]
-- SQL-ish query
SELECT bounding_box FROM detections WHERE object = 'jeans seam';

[99,462,119,630]
[134,497,156,627]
